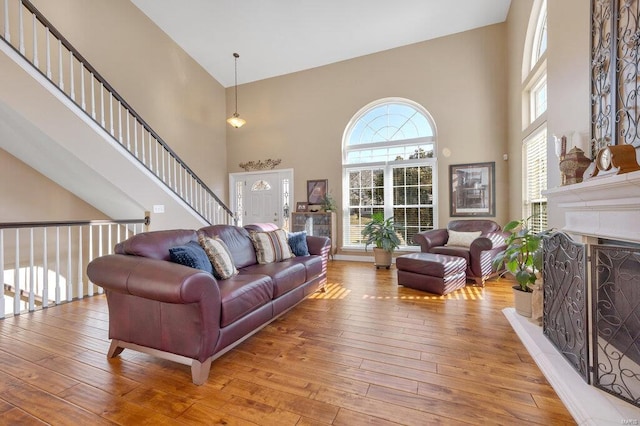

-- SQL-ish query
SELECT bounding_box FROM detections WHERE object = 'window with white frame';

[530,75,547,122]
[343,99,437,248]
[523,128,548,232]
[523,0,548,230]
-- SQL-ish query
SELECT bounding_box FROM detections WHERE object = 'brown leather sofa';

[412,219,507,285]
[87,223,330,385]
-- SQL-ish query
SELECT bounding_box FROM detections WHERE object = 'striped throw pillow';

[250,229,294,264]
[198,234,238,280]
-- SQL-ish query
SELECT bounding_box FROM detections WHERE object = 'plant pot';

[373,247,393,269]
[512,285,533,317]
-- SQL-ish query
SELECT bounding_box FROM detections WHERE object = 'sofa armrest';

[87,254,220,304]
[469,232,508,257]
[307,235,331,257]
[412,229,448,252]
[87,254,222,363]
[468,232,509,278]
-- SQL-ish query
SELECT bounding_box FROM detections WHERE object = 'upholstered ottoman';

[396,253,467,295]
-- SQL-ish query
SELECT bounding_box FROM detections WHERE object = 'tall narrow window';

[343,99,437,248]
[523,0,548,229]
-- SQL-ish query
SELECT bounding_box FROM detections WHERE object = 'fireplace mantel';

[544,170,640,243]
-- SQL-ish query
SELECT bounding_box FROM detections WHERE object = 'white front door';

[230,169,293,229]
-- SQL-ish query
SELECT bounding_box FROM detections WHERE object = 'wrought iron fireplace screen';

[543,232,640,409]
[591,243,640,408]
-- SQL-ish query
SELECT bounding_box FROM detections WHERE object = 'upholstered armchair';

[412,219,508,286]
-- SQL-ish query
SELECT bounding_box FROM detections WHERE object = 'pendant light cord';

[233,52,239,115]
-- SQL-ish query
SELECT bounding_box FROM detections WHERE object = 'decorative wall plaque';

[238,158,282,171]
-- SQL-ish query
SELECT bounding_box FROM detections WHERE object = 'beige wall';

[1,1,590,237]
[227,24,509,250]
[506,0,590,226]
[546,0,590,229]
[0,149,107,221]
[29,0,228,198]
[1,0,228,224]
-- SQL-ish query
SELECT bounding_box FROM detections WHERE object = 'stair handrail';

[0,216,149,318]
[0,0,235,225]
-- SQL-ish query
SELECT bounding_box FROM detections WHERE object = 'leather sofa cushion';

[241,261,306,298]
[217,274,273,327]
[199,225,257,269]
[448,219,500,235]
[115,229,198,261]
[396,253,466,278]
[287,255,323,281]
[430,246,471,265]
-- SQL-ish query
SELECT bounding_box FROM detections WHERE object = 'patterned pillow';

[250,229,295,264]
[446,230,482,248]
[198,234,238,280]
[288,231,309,256]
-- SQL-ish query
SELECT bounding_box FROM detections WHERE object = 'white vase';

[373,247,392,269]
[512,286,533,317]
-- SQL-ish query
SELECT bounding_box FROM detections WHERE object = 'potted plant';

[320,193,337,212]
[492,217,547,317]
[361,212,402,269]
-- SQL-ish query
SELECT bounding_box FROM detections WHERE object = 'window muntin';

[348,103,434,146]
[343,99,437,248]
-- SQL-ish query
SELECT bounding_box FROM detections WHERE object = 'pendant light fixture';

[227,52,246,128]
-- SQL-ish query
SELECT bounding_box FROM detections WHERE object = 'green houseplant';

[492,216,547,317]
[361,212,402,269]
[320,193,337,212]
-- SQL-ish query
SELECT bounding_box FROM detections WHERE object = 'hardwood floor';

[0,261,575,425]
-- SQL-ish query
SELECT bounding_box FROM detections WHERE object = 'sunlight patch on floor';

[308,282,352,300]
[362,285,485,301]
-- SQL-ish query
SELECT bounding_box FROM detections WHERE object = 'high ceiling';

[130,0,512,87]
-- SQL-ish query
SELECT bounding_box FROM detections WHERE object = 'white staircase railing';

[0,217,148,318]
[0,0,235,225]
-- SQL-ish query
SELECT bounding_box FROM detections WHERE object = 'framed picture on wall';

[450,162,495,217]
[307,179,328,205]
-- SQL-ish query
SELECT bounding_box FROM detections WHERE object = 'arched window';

[342,98,437,248]
[523,0,548,232]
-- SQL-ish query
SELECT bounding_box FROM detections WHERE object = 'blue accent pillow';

[169,241,214,274]
[288,231,309,256]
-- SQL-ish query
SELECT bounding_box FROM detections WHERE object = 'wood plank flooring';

[0,261,575,425]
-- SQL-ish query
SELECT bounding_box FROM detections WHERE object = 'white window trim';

[342,96,438,251]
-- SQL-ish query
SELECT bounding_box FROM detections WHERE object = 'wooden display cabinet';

[291,212,336,258]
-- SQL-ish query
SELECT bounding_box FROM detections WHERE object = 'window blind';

[524,127,548,232]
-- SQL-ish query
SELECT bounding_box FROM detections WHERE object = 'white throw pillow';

[446,230,482,248]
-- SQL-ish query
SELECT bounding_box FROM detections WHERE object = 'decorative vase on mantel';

[559,147,591,185]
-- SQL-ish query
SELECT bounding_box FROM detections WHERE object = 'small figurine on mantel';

[558,135,591,185]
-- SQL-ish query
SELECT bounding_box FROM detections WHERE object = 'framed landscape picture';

[450,162,495,217]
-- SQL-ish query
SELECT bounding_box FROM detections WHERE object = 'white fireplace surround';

[506,170,640,425]
[545,170,640,244]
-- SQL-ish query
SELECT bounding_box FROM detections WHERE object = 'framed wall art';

[449,162,495,217]
[307,179,328,205]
